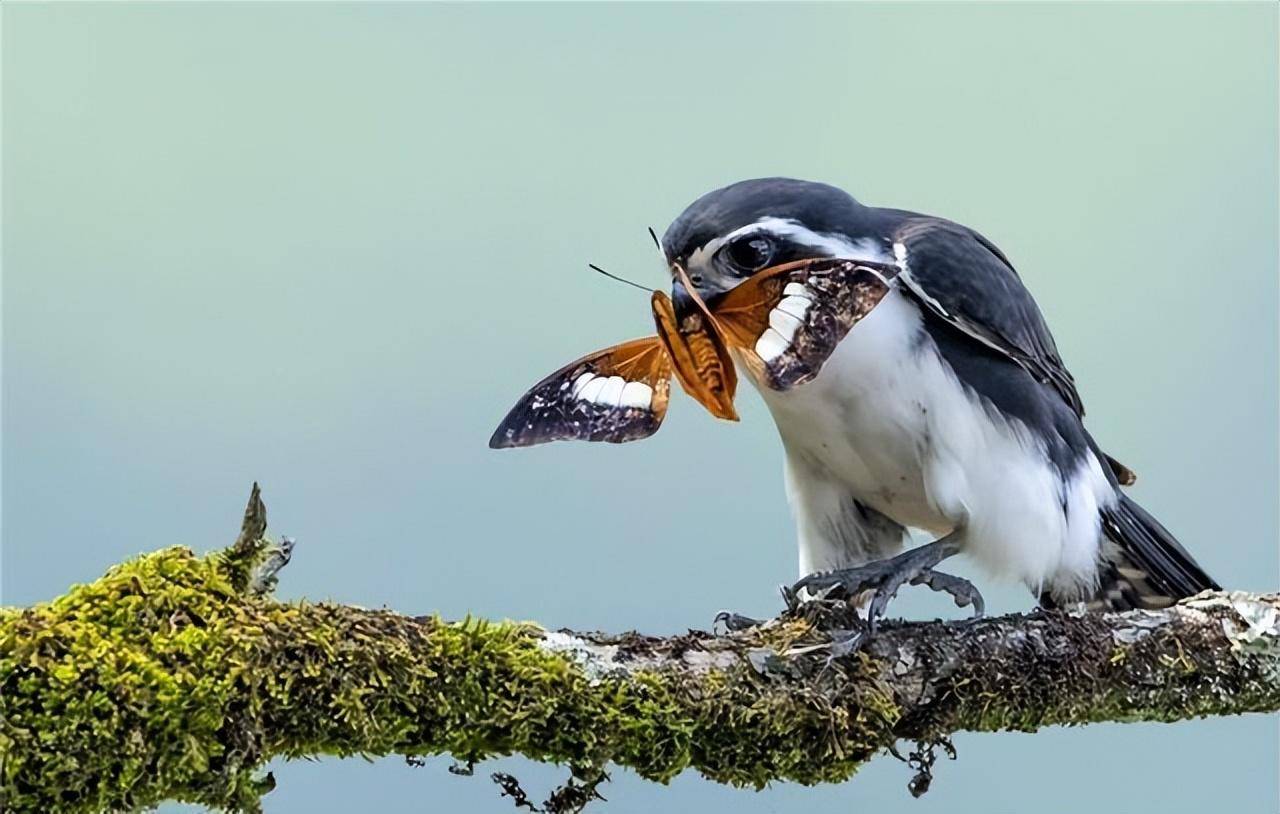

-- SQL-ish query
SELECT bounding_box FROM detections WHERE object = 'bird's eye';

[724,235,775,273]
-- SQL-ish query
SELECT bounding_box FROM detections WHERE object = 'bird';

[658,177,1219,617]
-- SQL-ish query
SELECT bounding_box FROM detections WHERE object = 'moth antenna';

[648,227,662,252]
[588,263,653,293]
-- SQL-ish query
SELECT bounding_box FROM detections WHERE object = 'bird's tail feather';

[1043,494,1219,612]
[1094,495,1219,610]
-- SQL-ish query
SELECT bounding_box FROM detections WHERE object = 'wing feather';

[893,218,1139,483]
[893,218,1084,414]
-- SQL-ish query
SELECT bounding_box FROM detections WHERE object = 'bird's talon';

[787,538,984,637]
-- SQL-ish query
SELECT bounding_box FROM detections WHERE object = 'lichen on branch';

[1,488,1276,814]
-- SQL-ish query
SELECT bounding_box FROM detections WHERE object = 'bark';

[1,486,1276,813]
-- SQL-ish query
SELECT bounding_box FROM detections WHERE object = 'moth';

[488,257,901,448]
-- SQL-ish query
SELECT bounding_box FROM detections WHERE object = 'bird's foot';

[786,540,985,641]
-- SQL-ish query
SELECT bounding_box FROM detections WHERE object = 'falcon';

[658,177,1218,616]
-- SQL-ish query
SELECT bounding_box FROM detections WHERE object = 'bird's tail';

[1088,494,1219,611]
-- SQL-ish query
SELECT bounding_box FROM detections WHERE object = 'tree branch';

[1,488,1276,813]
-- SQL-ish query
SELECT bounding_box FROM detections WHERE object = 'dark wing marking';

[713,257,900,390]
[893,218,1085,415]
[488,337,672,448]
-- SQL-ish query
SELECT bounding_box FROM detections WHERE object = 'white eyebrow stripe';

[687,217,893,269]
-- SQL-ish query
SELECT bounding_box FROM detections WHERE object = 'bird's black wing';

[893,217,1085,416]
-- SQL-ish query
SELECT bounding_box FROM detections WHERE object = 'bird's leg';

[787,533,983,635]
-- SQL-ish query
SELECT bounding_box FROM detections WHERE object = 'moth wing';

[713,258,900,390]
[488,337,672,448]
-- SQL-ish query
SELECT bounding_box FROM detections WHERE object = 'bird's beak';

[670,278,699,322]
[669,260,713,323]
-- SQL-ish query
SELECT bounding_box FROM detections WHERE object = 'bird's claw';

[913,569,985,618]
[788,543,985,647]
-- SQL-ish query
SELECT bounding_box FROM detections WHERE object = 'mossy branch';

[2,488,1277,813]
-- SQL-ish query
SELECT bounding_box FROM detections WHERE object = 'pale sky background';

[3,3,1278,813]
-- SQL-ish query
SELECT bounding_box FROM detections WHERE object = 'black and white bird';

[661,177,1218,613]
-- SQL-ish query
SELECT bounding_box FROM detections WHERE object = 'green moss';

[7,540,1271,813]
[1,548,263,812]
[0,547,900,813]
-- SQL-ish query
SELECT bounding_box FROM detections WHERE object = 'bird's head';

[660,177,891,310]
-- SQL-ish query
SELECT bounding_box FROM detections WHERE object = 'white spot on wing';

[595,375,626,407]
[571,373,595,398]
[783,282,811,298]
[619,381,652,409]
[577,376,607,403]
[769,308,803,341]
[776,295,812,320]
[755,328,790,362]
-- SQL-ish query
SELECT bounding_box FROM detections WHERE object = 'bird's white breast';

[752,289,951,532]
[745,287,1109,592]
